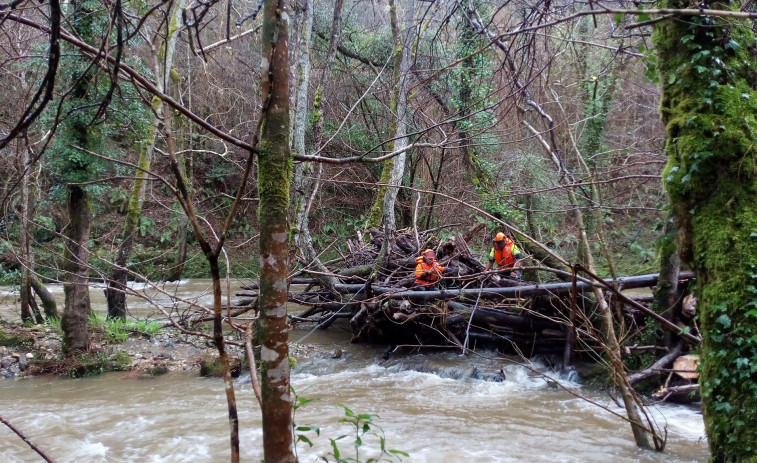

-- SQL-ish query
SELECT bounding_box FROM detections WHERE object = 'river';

[0,279,709,462]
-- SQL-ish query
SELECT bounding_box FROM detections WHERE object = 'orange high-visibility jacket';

[489,241,521,269]
[414,256,447,286]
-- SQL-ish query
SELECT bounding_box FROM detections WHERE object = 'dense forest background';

[0,0,665,285]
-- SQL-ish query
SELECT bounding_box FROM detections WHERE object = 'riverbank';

[0,323,252,380]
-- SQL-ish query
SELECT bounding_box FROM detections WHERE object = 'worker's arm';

[485,248,495,272]
[415,264,427,280]
[512,245,523,268]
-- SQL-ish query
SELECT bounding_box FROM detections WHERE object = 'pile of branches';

[241,226,687,359]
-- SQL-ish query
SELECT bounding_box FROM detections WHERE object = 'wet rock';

[199,356,242,378]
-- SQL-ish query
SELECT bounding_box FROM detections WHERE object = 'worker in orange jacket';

[414,248,451,289]
[484,232,523,279]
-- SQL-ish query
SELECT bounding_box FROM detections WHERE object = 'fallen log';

[328,273,669,300]
[653,383,700,404]
[445,302,561,332]
[627,340,685,385]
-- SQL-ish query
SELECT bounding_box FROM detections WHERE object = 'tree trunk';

[258,1,295,461]
[165,40,194,283]
[654,3,757,460]
[62,185,91,353]
[652,215,680,348]
[381,0,414,232]
[291,0,341,297]
[59,0,97,353]
[456,12,496,196]
[365,0,412,231]
[18,138,37,323]
[30,273,58,319]
[105,140,149,317]
[106,0,186,317]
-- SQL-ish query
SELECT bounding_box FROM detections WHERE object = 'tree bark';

[366,0,413,231]
[62,185,91,353]
[106,0,186,317]
[654,3,757,459]
[651,214,680,348]
[291,0,341,297]
[30,273,58,319]
[18,138,39,323]
[381,0,414,232]
[59,0,97,353]
[258,1,295,461]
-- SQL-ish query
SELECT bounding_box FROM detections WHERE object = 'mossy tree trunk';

[258,0,295,461]
[456,9,496,196]
[58,0,99,353]
[106,0,187,318]
[653,3,757,460]
[167,47,193,283]
[651,214,681,348]
[380,0,413,233]
[366,0,411,231]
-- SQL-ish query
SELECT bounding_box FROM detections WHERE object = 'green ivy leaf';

[716,314,732,328]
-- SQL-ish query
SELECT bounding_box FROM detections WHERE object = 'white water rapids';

[0,279,709,462]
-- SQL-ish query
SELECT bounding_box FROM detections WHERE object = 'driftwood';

[653,383,700,403]
[627,340,685,385]
[280,227,699,369]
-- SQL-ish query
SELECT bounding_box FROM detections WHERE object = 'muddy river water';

[0,279,709,462]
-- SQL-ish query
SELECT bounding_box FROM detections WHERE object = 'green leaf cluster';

[292,388,408,463]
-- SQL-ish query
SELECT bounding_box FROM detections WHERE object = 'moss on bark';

[654,3,757,460]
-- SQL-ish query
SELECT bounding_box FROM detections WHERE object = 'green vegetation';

[88,313,162,343]
[322,404,409,463]
[64,351,133,378]
[292,389,408,463]
[654,2,757,460]
[0,326,35,347]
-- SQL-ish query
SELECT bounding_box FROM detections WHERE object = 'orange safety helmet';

[495,232,506,242]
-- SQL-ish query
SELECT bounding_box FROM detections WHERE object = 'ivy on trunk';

[654,2,757,460]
